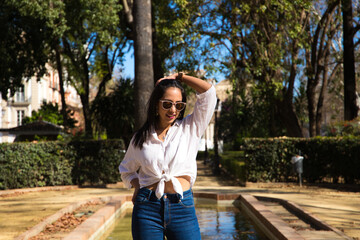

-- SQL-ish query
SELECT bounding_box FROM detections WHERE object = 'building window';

[15,86,25,102]
[17,110,25,126]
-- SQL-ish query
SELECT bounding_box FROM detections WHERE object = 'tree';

[0,1,53,99]
[23,101,76,128]
[305,0,342,136]
[0,1,77,131]
[151,0,207,80]
[1,0,125,137]
[133,0,154,129]
[219,89,274,150]
[58,0,123,137]
[341,0,358,120]
[91,78,134,146]
[197,0,312,137]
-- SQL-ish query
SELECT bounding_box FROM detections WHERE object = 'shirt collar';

[173,119,181,127]
[151,120,181,135]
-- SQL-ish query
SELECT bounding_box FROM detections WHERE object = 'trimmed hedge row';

[219,151,246,185]
[197,151,246,185]
[2,137,359,190]
[0,140,125,190]
[243,137,360,184]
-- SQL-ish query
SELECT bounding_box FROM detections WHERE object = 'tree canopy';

[23,101,77,128]
[2,0,360,140]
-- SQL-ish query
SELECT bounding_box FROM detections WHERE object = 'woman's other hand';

[130,178,140,205]
[132,187,140,205]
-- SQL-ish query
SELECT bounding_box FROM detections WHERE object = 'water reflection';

[197,205,267,240]
[102,204,267,240]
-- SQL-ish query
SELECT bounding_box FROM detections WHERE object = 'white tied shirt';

[119,85,217,199]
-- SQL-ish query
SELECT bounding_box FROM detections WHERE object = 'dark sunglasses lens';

[162,101,173,109]
[175,103,185,111]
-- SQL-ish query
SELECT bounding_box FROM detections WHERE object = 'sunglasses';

[159,100,186,111]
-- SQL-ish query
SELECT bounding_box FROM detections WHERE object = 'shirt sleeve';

[119,139,139,189]
[185,85,217,137]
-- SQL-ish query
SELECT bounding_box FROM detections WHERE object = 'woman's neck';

[156,122,171,132]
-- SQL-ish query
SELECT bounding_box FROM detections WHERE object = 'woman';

[119,72,217,240]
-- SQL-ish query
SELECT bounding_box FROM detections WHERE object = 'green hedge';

[0,142,72,189]
[0,140,125,190]
[69,140,125,185]
[243,137,360,184]
[219,151,246,185]
[2,137,359,190]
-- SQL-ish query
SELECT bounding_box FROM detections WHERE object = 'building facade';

[0,66,82,143]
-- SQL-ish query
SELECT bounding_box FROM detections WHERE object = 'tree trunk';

[152,28,164,83]
[133,0,154,129]
[316,68,328,135]
[55,45,68,130]
[307,82,317,137]
[152,6,164,83]
[275,99,303,137]
[342,0,358,120]
[81,60,92,137]
[306,1,339,137]
[278,42,303,138]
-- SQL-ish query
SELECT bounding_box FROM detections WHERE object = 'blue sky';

[121,49,227,83]
[122,48,135,79]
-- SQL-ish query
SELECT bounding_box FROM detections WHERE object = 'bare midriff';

[146,175,191,193]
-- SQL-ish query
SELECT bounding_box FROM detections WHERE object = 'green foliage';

[196,150,214,161]
[218,87,286,150]
[22,101,77,128]
[60,0,125,136]
[243,137,360,184]
[91,78,135,146]
[0,140,125,190]
[61,0,123,92]
[0,142,73,189]
[323,118,360,137]
[69,139,125,185]
[219,151,246,185]
[2,0,127,137]
[244,138,299,182]
[0,1,52,98]
[152,0,206,75]
[193,0,317,137]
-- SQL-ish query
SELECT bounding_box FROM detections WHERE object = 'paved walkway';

[0,160,359,240]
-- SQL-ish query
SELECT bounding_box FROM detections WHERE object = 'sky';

[121,48,135,79]
[120,49,227,83]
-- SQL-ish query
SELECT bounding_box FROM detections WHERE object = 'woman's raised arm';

[156,72,212,94]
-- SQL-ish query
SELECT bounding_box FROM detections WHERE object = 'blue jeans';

[132,187,201,240]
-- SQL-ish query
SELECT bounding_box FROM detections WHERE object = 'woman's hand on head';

[156,73,179,86]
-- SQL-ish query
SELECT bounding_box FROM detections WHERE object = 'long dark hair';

[133,79,187,149]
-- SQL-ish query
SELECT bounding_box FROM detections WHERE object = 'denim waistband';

[139,187,192,202]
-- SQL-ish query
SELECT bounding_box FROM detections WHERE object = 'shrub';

[243,137,360,184]
[69,139,125,185]
[0,140,125,190]
[0,142,73,189]
[219,151,246,185]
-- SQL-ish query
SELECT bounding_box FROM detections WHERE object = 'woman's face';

[157,87,183,128]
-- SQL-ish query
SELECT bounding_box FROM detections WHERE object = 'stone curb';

[14,197,113,240]
[239,194,305,240]
[7,187,352,240]
[255,196,353,240]
[63,195,132,240]
[65,192,305,240]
